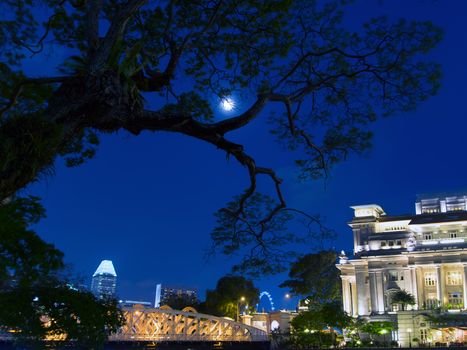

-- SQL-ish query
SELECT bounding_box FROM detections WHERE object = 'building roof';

[350,214,413,224]
[408,211,467,225]
[93,260,117,277]
[351,211,467,225]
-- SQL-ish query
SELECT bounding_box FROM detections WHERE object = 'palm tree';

[391,290,416,311]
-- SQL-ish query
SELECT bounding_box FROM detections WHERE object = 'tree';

[0,0,441,275]
[203,275,259,319]
[280,250,341,308]
[0,196,125,348]
[360,321,394,342]
[290,301,351,348]
[390,289,416,311]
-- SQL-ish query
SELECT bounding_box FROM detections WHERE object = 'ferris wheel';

[257,291,275,311]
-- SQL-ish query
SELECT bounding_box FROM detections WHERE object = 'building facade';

[337,194,467,346]
[154,283,198,308]
[91,260,117,300]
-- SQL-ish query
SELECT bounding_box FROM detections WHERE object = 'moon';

[220,97,235,112]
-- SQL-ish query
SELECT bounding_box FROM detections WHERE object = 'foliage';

[0,197,124,348]
[290,301,351,348]
[359,321,394,339]
[203,275,259,319]
[280,250,341,307]
[390,289,416,310]
[0,0,443,276]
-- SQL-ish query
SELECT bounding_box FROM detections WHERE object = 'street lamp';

[407,328,412,348]
[380,328,388,347]
[237,296,246,322]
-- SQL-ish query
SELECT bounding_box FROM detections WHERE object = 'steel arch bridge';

[109,306,268,342]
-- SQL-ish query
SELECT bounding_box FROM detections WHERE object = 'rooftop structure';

[93,259,117,277]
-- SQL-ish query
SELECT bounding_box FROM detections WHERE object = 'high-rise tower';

[91,260,117,300]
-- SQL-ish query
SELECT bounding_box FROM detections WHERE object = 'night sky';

[21,0,467,309]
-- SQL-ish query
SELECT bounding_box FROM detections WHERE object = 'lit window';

[420,329,428,342]
[424,273,436,286]
[446,271,462,285]
[448,292,463,306]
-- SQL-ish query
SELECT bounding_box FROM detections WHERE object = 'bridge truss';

[109,306,268,342]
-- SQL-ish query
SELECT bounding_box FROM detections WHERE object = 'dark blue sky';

[22,0,467,309]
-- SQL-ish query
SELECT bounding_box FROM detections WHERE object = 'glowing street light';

[237,296,246,322]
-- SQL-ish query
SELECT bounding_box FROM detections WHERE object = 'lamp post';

[407,328,412,348]
[237,296,246,322]
[380,328,388,347]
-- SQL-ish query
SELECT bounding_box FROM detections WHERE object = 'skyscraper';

[154,283,198,308]
[91,260,117,300]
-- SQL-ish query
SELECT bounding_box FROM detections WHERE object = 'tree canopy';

[0,0,442,274]
[280,250,341,307]
[203,275,259,319]
[0,197,124,348]
[390,289,416,310]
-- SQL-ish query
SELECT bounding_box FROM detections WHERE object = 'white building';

[337,194,467,346]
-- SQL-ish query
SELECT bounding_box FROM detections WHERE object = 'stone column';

[240,314,252,326]
[376,270,385,313]
[410,266,419,309]
[356,268,370,315]
[436,265,444,306]
[369,271,378,313]
[350,281,358,317]
[341,278,352,314]
[463,264,467,310]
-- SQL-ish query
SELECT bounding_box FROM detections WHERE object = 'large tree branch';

[0,76,73,119]
[136,1,224,92]
[86,0,102,56]
[91,0,146,71]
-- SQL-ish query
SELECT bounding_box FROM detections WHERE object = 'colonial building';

[337,194,467,346]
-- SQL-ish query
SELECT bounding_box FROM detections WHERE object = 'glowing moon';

[220,97,235,112]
